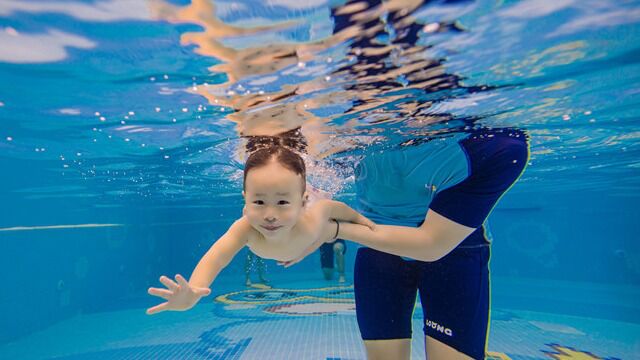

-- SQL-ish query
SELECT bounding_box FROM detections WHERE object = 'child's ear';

[302,191,309,207]
[242,190,246,199]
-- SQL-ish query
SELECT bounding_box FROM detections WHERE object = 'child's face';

[243,160,306,239]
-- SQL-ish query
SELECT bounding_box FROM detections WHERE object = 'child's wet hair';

[242,129,307,194]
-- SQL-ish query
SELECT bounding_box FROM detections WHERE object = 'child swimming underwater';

[146,145,375,315]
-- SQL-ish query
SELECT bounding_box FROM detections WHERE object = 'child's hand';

[278,238,324,268]
[146,274,211,315]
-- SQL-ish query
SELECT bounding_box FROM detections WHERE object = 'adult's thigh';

[364,339,412,360]
[418,246,491,359]
[425,336,475,360]
[354,247,418,341]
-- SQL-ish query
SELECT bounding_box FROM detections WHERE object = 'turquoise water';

[1,0,639,358]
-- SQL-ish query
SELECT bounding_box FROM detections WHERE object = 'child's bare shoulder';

[230,216,258,244]
[307,198,335,213]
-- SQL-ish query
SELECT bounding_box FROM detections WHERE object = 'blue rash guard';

[352,128,529,359]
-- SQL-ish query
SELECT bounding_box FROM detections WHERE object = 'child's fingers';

[146,302,169,315]
[175,274,190,289]
[148,287,173,300]
[159,275,179,291]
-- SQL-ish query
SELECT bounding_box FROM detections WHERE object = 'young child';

[146,145,375,315]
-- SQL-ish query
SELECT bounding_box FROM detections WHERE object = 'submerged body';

[146,146,373,315]
[285,128,529,359]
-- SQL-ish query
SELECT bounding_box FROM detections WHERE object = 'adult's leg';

[244,251,253,286]
[322,267,334,280]
[319,243,335,280]
[425,336,474,360]
[333,241,346,282]
[256,256,268,284]
[418,246,491,360]
[364,339,412,360]
[354,247,418,360]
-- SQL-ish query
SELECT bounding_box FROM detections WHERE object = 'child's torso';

[246,209,323,261]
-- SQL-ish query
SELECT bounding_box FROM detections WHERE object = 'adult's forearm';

[338,222,454,262]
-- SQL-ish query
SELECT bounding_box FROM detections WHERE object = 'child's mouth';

[261,225,282,231]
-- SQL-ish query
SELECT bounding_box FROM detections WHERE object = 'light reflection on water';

[0,0,638,199]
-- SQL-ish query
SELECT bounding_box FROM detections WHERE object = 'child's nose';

[264,215,277,223]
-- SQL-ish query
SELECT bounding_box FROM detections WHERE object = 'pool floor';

[1,279,637,359]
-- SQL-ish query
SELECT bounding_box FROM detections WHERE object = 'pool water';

[1,0,639,359]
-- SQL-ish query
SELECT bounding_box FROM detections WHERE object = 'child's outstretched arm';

[146,217,249,315]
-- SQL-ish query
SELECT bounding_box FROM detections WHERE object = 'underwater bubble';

[424,23,440,33]
[5,27,18,36]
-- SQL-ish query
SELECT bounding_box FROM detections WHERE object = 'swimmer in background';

[244,250,269,287]
[319,239,347,283]
[146,145,375,315]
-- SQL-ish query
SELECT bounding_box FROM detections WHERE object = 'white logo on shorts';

[425,319,453,337]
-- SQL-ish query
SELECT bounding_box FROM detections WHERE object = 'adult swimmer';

[283,127,529,359]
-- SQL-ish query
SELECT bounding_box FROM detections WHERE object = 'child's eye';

[278,200,290,205]
[253,200,264,205]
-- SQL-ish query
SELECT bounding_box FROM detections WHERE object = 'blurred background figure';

[319,239,347,283]
[244,250,270,288]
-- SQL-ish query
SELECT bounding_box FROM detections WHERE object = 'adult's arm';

[341,131,529,261]
[338,209,474,262]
